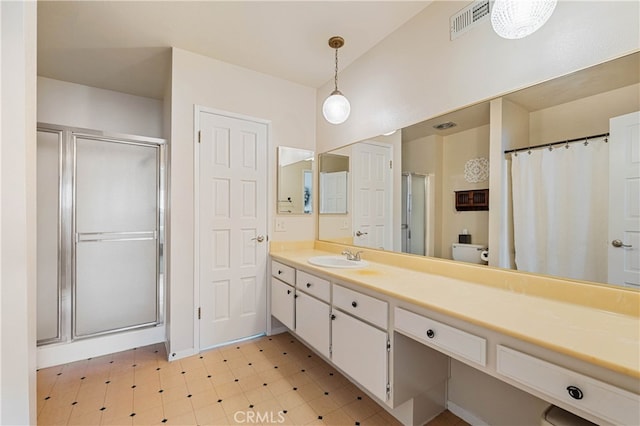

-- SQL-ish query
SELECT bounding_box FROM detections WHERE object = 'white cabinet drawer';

[333,285,388,329]
[497,345,640,426]
[271,260,295,285]
[296,270,330,302]
[394,307,486,367]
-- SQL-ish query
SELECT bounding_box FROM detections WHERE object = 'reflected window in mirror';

[318,153,349,214]
[277,146,314,214]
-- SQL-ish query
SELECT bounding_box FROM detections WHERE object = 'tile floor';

[37,332,468,426]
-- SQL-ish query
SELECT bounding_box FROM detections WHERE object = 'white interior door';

[608,111,640,288]
[198,111,268,349]
[351,142,393,250]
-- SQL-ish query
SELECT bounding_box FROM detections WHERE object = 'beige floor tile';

[341,397,380,422]
[44,388,79,407]
[133,389,163,413]
[162,396,193,419]
[321,407,356,425]
[36,334,464,426]
[360,412,394,426]
[67,407,103,425]
[257,367,287,383]
[214,380,245,399]
[37,402,73,425]
[193,402,228,425]
[209,369,236,386]
[189,388,219,410]
[284,402,318,425]
[296,381,324,402]
[274,389,306,411]
[328,385,359,408]
[165,410,197,425]
[306,394,340,418]
[219,392,251,416]
[376,408,403,425]
[243,386,275,405]
[185,376,215,394]
[132,406,165,425]
[101,396,135,422]
[159,383,190,405]
[100,413,134,426]
[265,377,296,397]
[238,375,266,393]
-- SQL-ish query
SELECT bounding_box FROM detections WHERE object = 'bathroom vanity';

[269,241,639,426]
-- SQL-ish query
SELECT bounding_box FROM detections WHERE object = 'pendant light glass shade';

[491,0,557,39]
[323,90,351,125]
[323,36,350,125]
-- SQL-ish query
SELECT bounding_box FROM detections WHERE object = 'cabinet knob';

[306,283,312,288]
[426,329,435,339]
[278,270,283,275]
[331,314,336,320]
[351,301,358,308]
[286,289,291,295]
[566,386,583,400]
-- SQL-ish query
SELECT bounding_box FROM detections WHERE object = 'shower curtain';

[511,138,609,282]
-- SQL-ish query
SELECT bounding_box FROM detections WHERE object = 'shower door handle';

[611,239,632,248]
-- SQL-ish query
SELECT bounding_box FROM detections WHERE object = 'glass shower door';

[73,135,160,338]
[401,173,427,256]
[37,129,63,344]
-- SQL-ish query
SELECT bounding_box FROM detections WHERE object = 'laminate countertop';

[270,241,640,380]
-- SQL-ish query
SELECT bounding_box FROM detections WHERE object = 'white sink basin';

[308,255,369,269]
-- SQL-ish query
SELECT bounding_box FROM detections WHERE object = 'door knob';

[252,235,265,243]
[355,231,368,237]
[612,239,632,248]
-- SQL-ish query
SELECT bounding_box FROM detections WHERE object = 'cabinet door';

[271,278,295,330]
[296,291,330,358]
[332,310,388,401]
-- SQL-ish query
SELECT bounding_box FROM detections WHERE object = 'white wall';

[0,1,38,424]
[37,77,163,138]
[316,1,640,153]
[442,125,490,258]
[169,48,316,357]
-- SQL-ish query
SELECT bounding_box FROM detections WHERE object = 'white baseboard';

[269,325,288,336]
[166,346,197,362]
[447,401,489,426]
[37,325,166,369]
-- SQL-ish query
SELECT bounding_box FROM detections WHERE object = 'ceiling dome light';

[322,36,350,125]
[491,0,557,39]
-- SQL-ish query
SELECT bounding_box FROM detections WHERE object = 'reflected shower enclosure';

[401,173,434,256]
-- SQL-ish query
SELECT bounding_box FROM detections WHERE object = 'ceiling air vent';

[450,0,491,40]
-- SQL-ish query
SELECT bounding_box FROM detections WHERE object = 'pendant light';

[322,36,351,125]
[491,0,557,39]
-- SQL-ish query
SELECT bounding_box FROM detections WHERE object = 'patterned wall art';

[464,157,489,183]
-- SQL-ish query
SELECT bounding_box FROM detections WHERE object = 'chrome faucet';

[341,249,363,261]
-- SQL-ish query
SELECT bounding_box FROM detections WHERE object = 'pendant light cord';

[334,48,339,92]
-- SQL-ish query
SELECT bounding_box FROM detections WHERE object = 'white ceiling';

[37,1,431,99]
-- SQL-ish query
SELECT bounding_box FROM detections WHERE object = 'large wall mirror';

[277,146,314,214]
[318,51,639,289]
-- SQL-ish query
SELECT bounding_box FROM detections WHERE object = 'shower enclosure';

[401,173,434,256]
[36,125,165,345]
